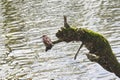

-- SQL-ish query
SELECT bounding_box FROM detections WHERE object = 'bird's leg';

[86,53,100,62]
[74,43,84,60]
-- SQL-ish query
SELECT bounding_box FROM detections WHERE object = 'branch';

[74,43,84,60]
[52,39,62,44]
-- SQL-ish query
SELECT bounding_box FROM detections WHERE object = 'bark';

[52,26,120,78]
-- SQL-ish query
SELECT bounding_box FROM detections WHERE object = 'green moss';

[80,28,119,65]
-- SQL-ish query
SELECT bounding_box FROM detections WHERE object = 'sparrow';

[42,35,53,51]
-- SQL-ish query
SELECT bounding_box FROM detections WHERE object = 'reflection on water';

[0,0,120,80]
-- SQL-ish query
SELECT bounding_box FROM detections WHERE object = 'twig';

[74,43,84,60]
[52,40,62,44]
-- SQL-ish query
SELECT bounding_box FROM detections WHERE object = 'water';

[0,0,120,80]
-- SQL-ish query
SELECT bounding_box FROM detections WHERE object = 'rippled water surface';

[0,0,120,80]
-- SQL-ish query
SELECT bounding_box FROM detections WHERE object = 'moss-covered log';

[52,16,120,78]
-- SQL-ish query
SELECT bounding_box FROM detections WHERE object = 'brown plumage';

[42,35,53,51]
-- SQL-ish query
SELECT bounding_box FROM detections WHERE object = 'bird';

[42,35,53,51]
[64,15,70,28]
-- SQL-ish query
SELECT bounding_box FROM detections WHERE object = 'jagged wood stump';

[52,16,120,78]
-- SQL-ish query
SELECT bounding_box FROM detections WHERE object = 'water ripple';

[0,0,120,80]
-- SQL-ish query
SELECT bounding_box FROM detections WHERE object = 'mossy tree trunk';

[53,26,120,78]
[50,16,120,78]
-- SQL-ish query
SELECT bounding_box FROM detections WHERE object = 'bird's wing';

[43,37,53,45]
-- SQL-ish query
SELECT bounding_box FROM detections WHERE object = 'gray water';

[0,0,120,80]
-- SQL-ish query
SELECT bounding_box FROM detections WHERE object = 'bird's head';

[42,35,47,38]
